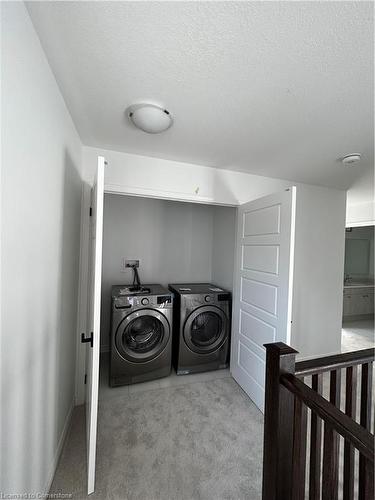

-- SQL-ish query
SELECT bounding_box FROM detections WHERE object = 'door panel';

[238,342,265,387]
[86,156,105,495]
[242,244,279,274]
[243,204,281,236]
[239,310,276,346]
[231,188,296,412]
[241,277,278,316]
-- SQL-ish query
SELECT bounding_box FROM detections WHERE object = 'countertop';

[344,282,374,289]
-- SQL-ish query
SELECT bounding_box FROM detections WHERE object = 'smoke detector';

[341,154,361,165]
[127,103,173,134]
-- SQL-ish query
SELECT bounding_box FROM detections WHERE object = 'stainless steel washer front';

[115,309,170,363]
[110,284,173,387]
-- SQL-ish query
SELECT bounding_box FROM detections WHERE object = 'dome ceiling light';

[341,153,362,165]
[127,103,173,134]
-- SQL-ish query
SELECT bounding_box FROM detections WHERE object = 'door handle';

[81,332,93,348]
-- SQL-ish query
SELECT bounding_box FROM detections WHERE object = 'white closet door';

[230,187,296,412]
[85,156,105,495]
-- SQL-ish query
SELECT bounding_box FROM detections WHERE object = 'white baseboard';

[43,400,75,495]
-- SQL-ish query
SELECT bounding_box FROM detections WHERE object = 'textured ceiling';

[26,1,374,189]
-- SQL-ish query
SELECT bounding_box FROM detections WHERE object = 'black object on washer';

[168,283,231,375]
[110,284,173,387]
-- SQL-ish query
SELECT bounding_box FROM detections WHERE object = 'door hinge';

[81,332,93,348]
[89,206,92,217]
[84,374,87,385]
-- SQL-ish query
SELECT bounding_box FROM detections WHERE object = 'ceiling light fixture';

[341,153,362,165]
[127,103,173,134]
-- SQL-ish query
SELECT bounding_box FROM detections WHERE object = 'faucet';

[344,273,352,284]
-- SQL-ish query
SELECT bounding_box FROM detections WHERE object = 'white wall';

[291,185,346,359]
[1,3,82,495]
[346,167,375,227]
[101,194,218,350]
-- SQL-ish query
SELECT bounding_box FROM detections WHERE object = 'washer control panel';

[114,294,172,309]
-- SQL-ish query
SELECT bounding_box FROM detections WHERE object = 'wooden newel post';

[262,342,298,500]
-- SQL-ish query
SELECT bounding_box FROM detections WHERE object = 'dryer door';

[184,305,228,354]
[115,309,170,363]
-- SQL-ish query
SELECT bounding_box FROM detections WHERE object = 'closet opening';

[98,193,237,398]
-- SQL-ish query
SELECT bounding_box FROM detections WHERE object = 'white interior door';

[85,156,105,495]
[230,187,296,412]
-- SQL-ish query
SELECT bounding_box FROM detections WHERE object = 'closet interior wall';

[100,194,236,351]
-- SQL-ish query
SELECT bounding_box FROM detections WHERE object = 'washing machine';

[110,284,173,387]
[168,283,231,375]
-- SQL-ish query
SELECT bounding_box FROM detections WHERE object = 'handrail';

[262,342,374,500]
[295,347,374,376]
[280,372,374,461]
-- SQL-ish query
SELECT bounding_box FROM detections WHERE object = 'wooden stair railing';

[262,342,374,500]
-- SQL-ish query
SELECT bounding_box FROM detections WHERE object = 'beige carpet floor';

[50,376,263,500]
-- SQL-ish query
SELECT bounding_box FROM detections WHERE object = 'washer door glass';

[184,306,228,354]
[115,310,170,362]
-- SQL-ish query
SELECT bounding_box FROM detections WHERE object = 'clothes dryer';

[168,283,231,375]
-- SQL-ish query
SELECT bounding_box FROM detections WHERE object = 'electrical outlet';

[121,258,139,271]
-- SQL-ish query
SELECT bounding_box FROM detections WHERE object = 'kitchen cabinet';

[343,286,374,317]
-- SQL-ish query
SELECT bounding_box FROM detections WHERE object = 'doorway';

[98,192,237,397]
[90,192,266,499]
[341,225,374,352]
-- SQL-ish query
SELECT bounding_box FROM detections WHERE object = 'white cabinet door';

[343,294,353,316]
[230,187,296,412]
[353,293,366,315]
[343,288,375,316]
[361,291,374,314]
[85,156,105,495]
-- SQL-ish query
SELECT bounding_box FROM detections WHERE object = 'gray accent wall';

[101,194,236,350]
[212,206,237,292]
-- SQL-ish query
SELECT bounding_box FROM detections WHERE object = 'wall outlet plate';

[121,258,139,271]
